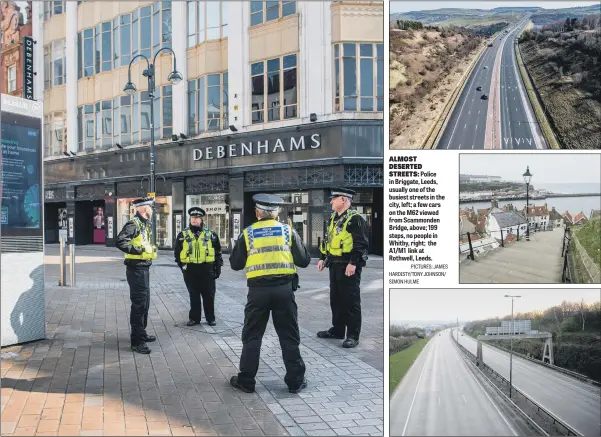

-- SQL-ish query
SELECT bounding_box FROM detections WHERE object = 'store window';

[251,54,297,124]
[250,0,296,26]
[7,65,16,93]
[44,1,65,21]
[185,194,229,246]
[78,85,172,151]
[187,0,228,48]
[117,196,173,248]
[187,73,228,135]
[78,2,172,78]
[43,113,65,158]
[44,40,66,88]
[334,42,383,112]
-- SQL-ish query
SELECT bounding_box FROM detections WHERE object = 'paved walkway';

[460,229,564,283]
[1,247,383,436]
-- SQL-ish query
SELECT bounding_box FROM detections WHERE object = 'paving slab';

[1,246,383,436]
[460,229,564,283]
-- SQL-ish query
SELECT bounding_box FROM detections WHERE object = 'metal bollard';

[69,244,76,287]
[59,238,67,286]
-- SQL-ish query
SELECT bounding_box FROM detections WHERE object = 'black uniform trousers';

[328,262,362,340]
[238,282,305,391]
[126,265,150,345]
[183,263,215,322]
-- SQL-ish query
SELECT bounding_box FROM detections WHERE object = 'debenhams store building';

[39,0,384,255]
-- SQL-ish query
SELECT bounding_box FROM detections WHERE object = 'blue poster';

[1,123,41,229]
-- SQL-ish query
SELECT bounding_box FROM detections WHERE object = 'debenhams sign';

[193,133,321,161]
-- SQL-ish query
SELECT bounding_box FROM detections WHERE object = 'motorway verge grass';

[389,338,430,396]
[515,32,561,149]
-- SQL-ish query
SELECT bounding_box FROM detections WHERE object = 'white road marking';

[402,341,432,436]
[462,394,467,404]
[464,124,466,129]
[459,354,518,436]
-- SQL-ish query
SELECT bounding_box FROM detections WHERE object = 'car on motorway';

[483,66,488,69]
[488,43,493,47]
[481,94,488,100]
[476,86,482,91]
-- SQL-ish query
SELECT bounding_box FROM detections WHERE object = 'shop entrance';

[278,205,308,244]
[243,192,309,245]
[74,200,105,245]
[43,202,66,244]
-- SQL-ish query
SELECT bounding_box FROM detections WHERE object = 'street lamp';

[123,48,182,245]
[523,166,533,241]
[504,294,521,398]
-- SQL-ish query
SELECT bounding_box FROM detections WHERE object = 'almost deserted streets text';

[388,155,449,285]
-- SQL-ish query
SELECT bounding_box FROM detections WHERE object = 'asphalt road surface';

[457,331,601,436]
[390,330,521,436]
[499,20,546,149]
[438,17,547,149]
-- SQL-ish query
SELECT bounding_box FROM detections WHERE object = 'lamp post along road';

[523,166,533,242]
[504,294,521,398]
[123,48,182,245]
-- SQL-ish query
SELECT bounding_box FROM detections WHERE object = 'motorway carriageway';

[390,330,526,436]
[438,17,547,149]
[457,330,600,436]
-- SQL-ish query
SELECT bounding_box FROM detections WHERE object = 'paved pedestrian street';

[1,246,383,436]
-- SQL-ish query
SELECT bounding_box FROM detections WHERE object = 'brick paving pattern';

[1,246,383,436]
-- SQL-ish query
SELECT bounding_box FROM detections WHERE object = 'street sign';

[147,192,156,198]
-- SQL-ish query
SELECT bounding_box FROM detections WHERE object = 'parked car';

[476,86,483,91]
[481,94,489,100]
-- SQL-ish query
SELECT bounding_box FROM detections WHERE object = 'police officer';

[116,197,157,354]
[229,194,311,394]
[317,188,369,348]
[174,207,223,326]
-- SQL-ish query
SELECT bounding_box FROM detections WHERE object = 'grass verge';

[515,37,561,149]
[389,338,430,397]
[575,218,601,266]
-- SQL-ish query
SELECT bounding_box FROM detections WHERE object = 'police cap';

[253,193,285,211]
[132,196,154,207]
[188,207,206,217]
[329,188,356,200]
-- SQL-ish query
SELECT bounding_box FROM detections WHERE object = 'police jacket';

[230,217,311,287]
[116,213,153,268]
[320,209,369,267]
[173,224,223,270]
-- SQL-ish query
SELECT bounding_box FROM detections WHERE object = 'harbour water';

[461,182,601,216]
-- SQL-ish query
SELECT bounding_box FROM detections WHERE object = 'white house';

[486,211,528,241]
[523,204,550,230]
[549,207,563,228]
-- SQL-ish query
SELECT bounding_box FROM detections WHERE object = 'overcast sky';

[390,289,601,324]
[460,154,601,184]
[390,1,600,14]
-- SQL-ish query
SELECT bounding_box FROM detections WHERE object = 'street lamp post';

[523,166,533,242]
[504,294,521,398]
[123,48,182,246]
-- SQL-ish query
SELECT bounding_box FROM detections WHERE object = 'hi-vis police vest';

[179,227,216,264]
[320,210,358,257]
[124,216,157,260]
[243,219,296,279]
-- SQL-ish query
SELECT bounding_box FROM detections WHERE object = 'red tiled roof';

[525,205,549,216]
[573,212,587,224]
